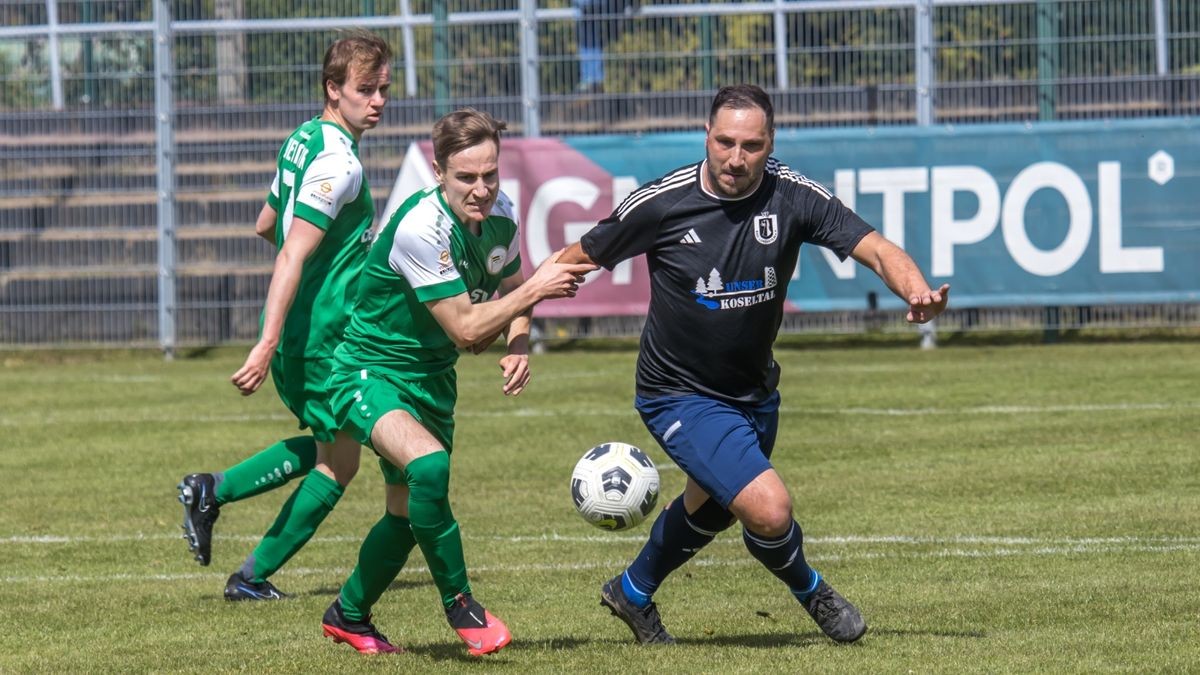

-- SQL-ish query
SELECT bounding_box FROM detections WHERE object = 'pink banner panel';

[391,139,651,317]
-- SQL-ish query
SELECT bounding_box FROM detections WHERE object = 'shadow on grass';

[663,625,987,648]
[180,346,218,359]
[398,635,591,662]
[298,578,435,598]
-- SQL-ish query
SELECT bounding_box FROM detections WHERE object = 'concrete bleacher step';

[0,226,274,268]
[1,123,410,172]
[1,119,406,235]
[0,176,397,231]
[1,156,403,197]
[0,275,267,343]
[0,189,265,231]
[0,265,271,305]
[1,164,273,195]
[0,267,271,343]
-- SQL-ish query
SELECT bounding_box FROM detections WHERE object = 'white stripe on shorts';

[663,419,683,441]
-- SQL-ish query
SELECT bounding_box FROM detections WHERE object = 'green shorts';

[326,363,457,485]
[270,353,339,443]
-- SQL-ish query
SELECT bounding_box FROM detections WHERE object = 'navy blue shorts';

[635,391,780,509]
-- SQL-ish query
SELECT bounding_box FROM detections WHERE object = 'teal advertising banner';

[566,118,1200,311]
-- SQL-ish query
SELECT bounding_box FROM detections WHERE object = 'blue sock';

[791,568,822,602]
[621,571,652,608]
[624,496,732,608]
[743,520,819,600]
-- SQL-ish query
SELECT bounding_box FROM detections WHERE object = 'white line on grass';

[2,400,1197,427]
[486,402,1200,417]
[2,540,1198,585]
[824,402,1200,416]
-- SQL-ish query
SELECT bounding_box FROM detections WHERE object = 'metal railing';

[4,1,1195,128]
[1,0,1197,351]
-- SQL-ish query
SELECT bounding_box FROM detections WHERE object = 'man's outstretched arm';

[850,231,949,324]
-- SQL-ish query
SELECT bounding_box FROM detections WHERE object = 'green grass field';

[2,338,1198,673]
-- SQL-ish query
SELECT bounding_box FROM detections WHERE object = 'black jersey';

[581,158,874,404]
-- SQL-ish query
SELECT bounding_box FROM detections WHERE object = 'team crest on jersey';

[486,246,507,275]
[690,266,778,311]
[754,213,778,245]
[438,249,455,276]
[308,184,334,207]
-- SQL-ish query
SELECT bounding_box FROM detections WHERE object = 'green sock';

[405,452,470,608]
[339,513,417,622]
[213,436,317,505]
[242,469,344,583]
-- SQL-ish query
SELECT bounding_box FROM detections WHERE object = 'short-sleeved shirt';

[333,186,523,379]
[265,117,375,358]
[581,158,873,404]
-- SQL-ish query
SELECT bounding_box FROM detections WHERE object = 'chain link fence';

[1,0,1198,349]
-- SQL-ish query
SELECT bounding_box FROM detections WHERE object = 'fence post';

[399,0,418,97]
[1037,0,1058,121]
[45,0,64,109]
[519,0,541,137]
[82,1,96,104]
[914,0,933,126]
[433,0,450,115]
[915,0,936,347]
[774,0,789,92]
[1153,0,1169,76]
[154,0,177,359]
[700,15,714,90]
[215,0,246,104]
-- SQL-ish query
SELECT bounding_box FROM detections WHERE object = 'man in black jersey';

[560,84,949,645]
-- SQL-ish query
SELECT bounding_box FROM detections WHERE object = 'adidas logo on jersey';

[680,229,702,244]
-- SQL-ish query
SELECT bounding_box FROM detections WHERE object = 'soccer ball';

[570,442,660,531]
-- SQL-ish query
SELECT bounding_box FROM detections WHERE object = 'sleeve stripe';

[615,166,697,220]
[615,165,694,213]
[768,158,833,201]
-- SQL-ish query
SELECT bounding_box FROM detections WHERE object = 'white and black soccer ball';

[570,442,660,531]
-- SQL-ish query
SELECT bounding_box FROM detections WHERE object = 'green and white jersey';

[335,186,523,379]
[264,117,374,358]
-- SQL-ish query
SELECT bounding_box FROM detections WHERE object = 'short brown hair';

[322,30,392,102]
[709,84,774,132]
[432,108,508,169]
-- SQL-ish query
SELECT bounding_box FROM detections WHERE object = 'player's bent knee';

[317,438,363,486]
[383,483,410,517]
[405,451,451,502]
[740,504,794,537]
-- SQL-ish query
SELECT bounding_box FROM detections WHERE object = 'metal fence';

[1,0,1198,350]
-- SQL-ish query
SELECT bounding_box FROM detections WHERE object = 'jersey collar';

[316,117,359,153]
